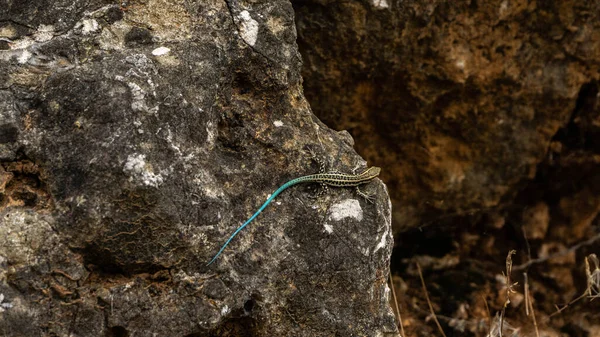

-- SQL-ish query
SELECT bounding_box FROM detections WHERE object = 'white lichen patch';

[323,223,334,234]
[163,127,183,156]
[153,50,180,66]
[220,305,230,316]
[373,225,389,253]
[33,25,55,42]
[372,0,389,9]
[206,120,216,148]
[0,293,13,312]
[238,10,259,46]
[10,37,34,50]
[82,19,99,34]
[126,82,150,112]
[123,153,165,188]
[328,199,363,222]
[17,50,32,64]
[151,46,171,56]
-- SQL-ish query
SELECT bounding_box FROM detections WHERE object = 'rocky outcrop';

[0,1,395,336]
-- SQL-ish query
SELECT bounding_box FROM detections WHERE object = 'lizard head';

[365,166,381,178]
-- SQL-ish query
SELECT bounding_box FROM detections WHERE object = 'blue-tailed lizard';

[207,166,381,265]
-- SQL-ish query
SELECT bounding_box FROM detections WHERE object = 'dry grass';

[547,253,600,319]
[389,273,407,337]
[417,262,447,337]
[523,272,540,337]
[389,249,600,337]
[585,254,599,300]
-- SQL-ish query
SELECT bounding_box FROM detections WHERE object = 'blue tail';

[206,179,300,265]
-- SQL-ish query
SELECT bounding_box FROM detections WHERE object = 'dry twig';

[585,254,599,300]
[417,262,447,337]
[514,232,600,271]
[389,273,406,337]
[499,250,517,337]
[523,272,540,337]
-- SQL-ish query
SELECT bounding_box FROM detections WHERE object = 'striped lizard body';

[207,166,381,265]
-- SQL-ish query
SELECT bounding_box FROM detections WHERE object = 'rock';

[0,1,396,336]
[522,202,550,240]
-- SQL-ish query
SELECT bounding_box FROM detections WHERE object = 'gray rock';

[0,1,396,336]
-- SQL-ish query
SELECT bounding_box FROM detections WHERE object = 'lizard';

[206,165,381,265]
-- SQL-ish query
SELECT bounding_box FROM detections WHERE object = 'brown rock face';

[294,1,598,229]
[295,1,600,336]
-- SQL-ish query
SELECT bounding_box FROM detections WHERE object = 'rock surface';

[0,1,396,336]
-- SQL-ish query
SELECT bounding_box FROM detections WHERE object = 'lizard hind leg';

[306,147,328,174]
[317,183,328,197]
[308,183,328,201]
[356,186,375,203]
